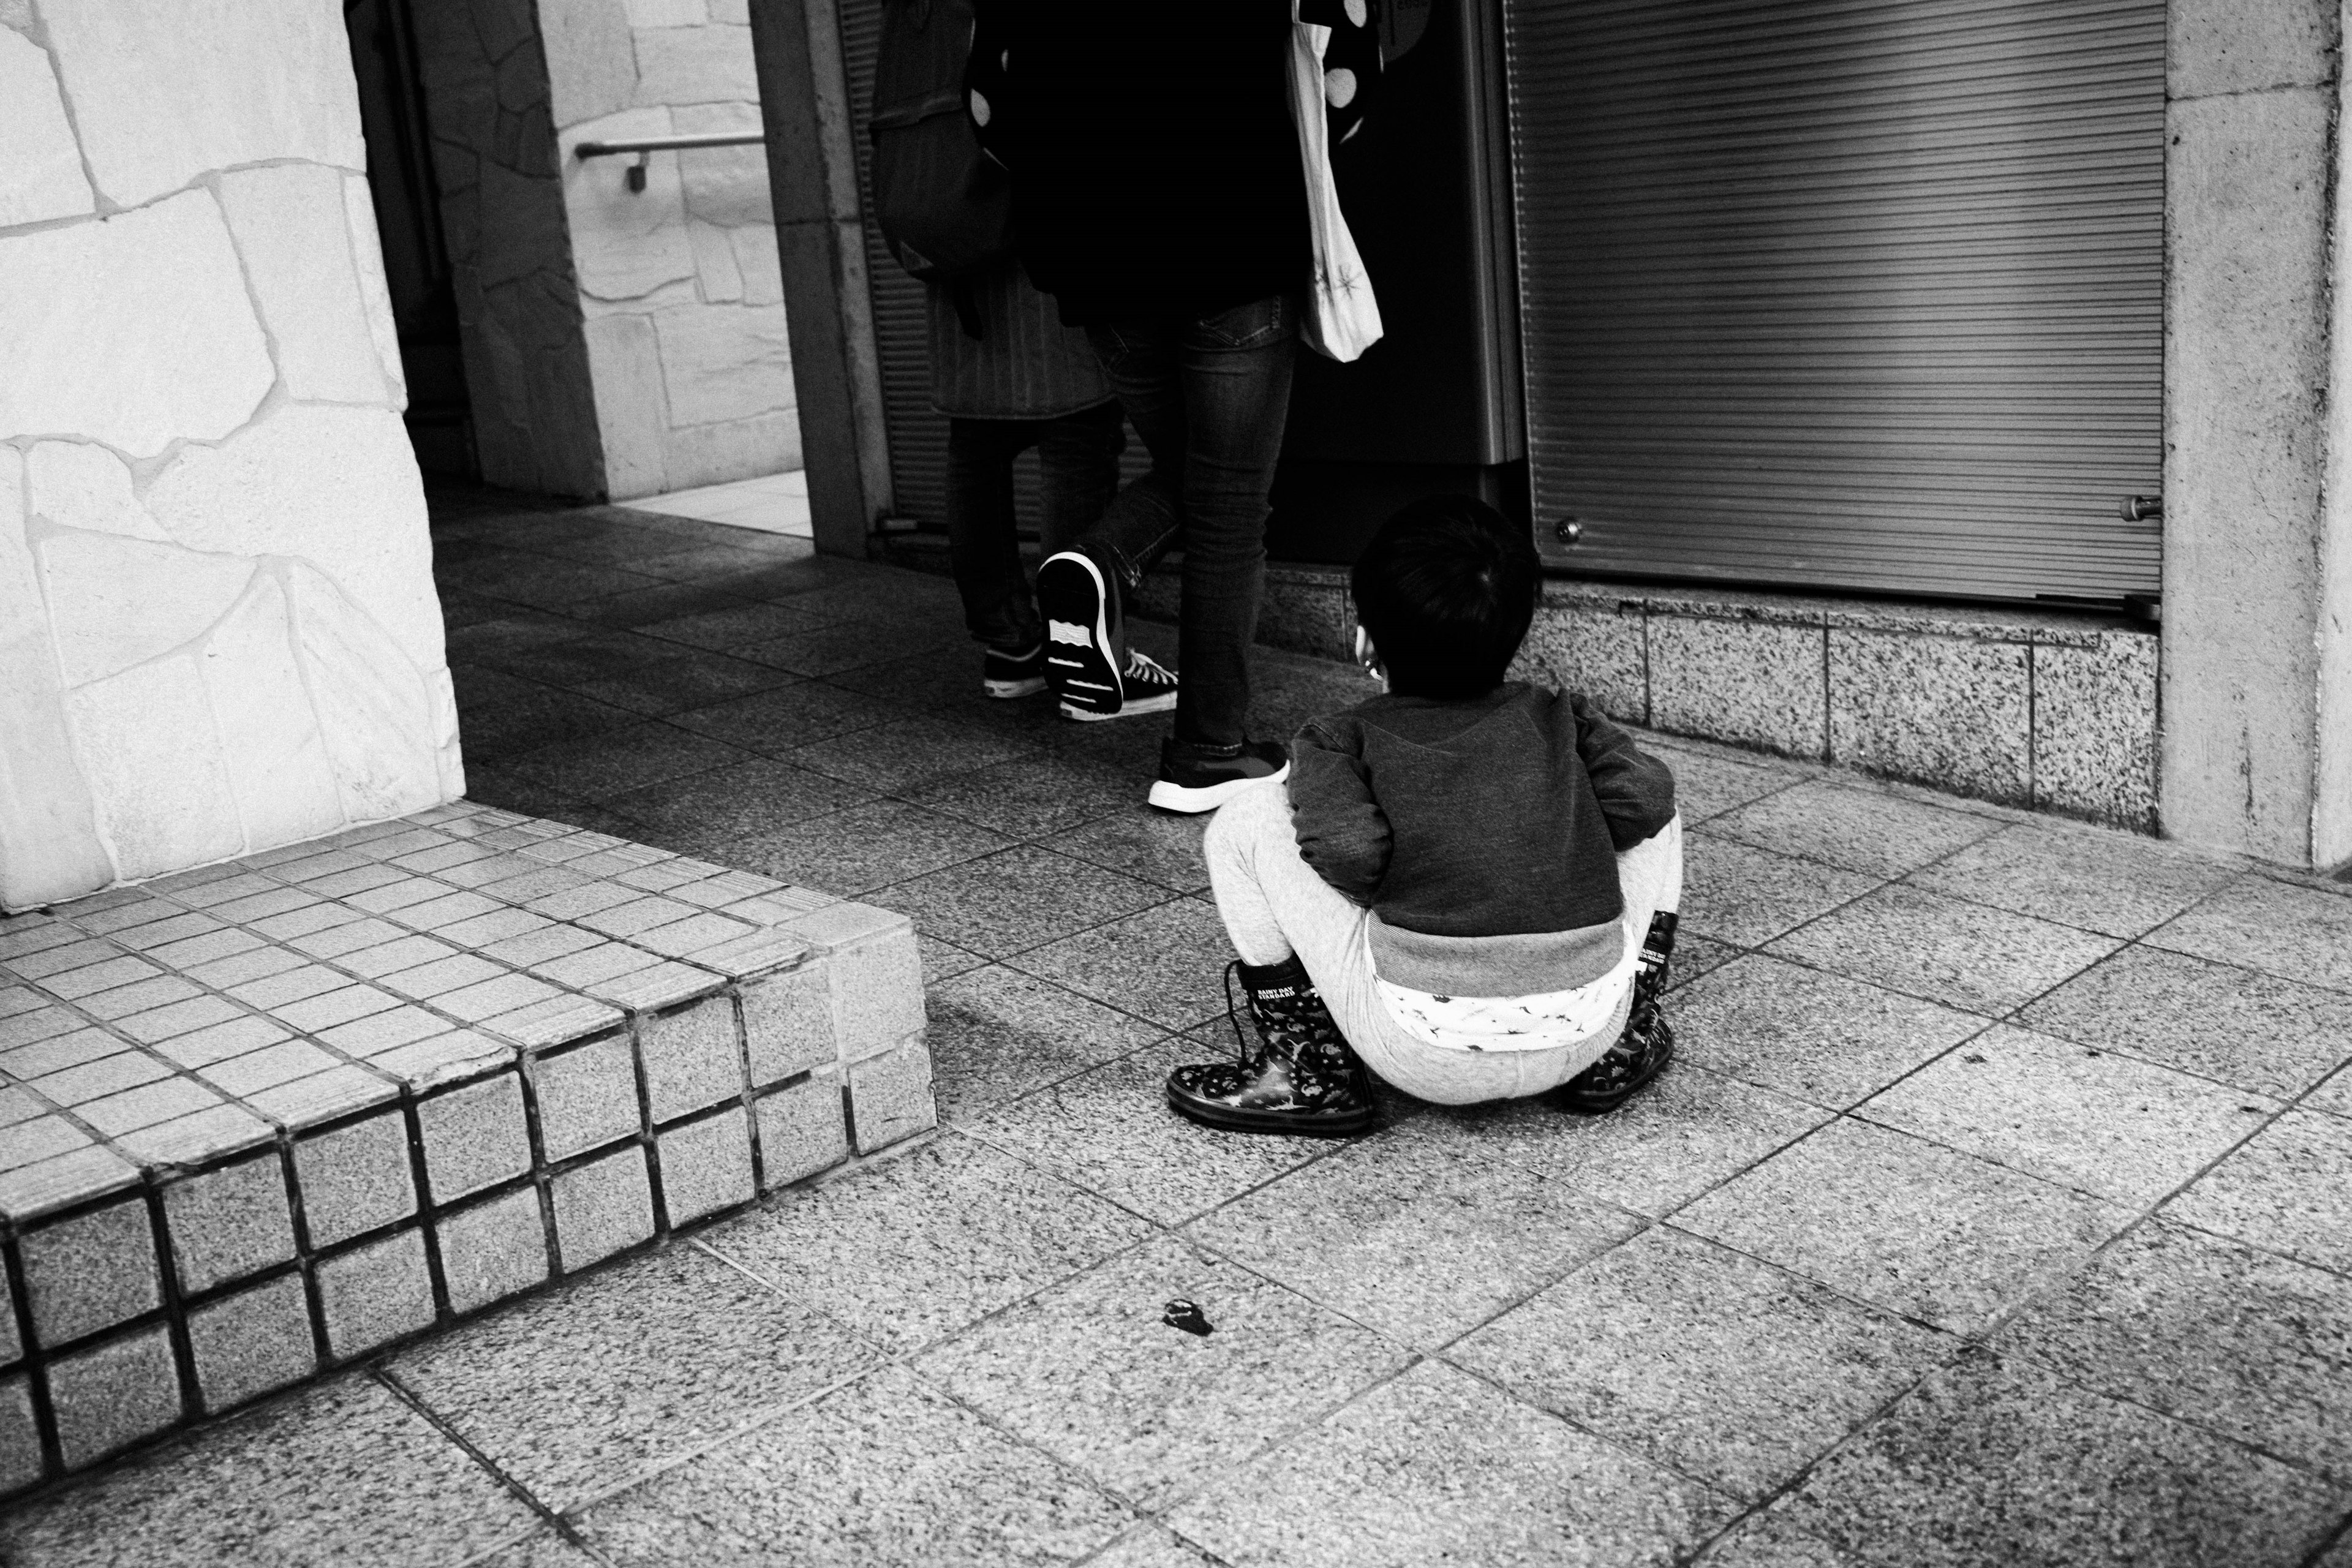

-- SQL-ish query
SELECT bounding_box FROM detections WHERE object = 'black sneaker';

[1037,550,1123,717]
[1147,737,1289,813]
[983,641,1046,699]
[1166,957,1377,1136]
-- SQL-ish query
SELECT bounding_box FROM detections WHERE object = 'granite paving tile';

[1185,1118,1642,1348]
[145,928,270,972]
[1450,1226,1950,1500]
[43,955,160,1001]
[2147,874,2352,992]
[1671,955,1988,1108]
[1166,1359,1739,1568]
[1646,743,1804,823]
[918,1232,1411,1510]
[466,628,688,689]
[1439,1063,1831,1218]
[2310,1065,2352,1120]
[1,1027,125,1083]
[1681,832,1885,948]
[597,758,877,848]
[243,1065,402,1128]
[1858,1023,2277,1205]
[76,975,204,1023]
[105,912,224,952]
[29,1048,170,1107]
[151,1015,292,1069]
[1038,810,1213,894]
[1766,884,2121,1016]
[294,1111,418,1248]
[498,722,755,801]
[47,1325,181,1469]
[631,599,835,652]
[919,935,990,986]
[4,937,127,982]
[964,1037,1350,1225]
[790,714,1042,796]
[78,1078,228,1138]
[923,965,1168,1124]
[0,1146,140,1224]
[0,1004,89,1052]
[1706,779,2006,879]
[741,620,964,679]
[1780,1350,2343,1568]
[381,953,506,1001]
[1910,823,2243,938]
[1694,1512,1870,1567]
[1675,1118,2130,1335]
[159,1153,295,1295]
[19,1197,160,1344]
[270,985,402,1035]
[726,801,1016,898]
[392,1245,883,1512]
[878,846,1173,960]
[197,1039,341,1097]
[571,1364,1137,1567]
[2016,946,2352,1099]
[700,1134,1153,1356]
[188,944,307,990]
[1006,899,1236,1033]
[663,679,900,753]
[2163,1109,2352,1273]
[901,755,1144,842]
[1995,1219,2352,1479]
[571,647,803,715]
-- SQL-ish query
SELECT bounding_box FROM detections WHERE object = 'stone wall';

[0,0,462,914]
[552,0,800,500]
[413,0,799,503]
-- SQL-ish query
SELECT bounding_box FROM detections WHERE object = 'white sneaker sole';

[1038,552,1121,718]
[1059,687,1177,722]
[986,676,1048,699]
[1147,763,1290,814]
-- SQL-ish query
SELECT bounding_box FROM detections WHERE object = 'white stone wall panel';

[688,219,746,302]
[0,449,113,908]
[144,405,447,671]
[582,313,673,499]
[40,0,364,207]
[202,576,346,851]
[731,225,784,306]
[559,109,697,300]
[0,193,273,458]
[0,28,94,228]
[66,655,245,881]
[37,532,256,688]
[541,0,639,124]
[217,164,395,407]
[341,176,410,410]
[630,24,758,105]
[24,445,170,542]
[655,304,793,427]
[288,565,444,826]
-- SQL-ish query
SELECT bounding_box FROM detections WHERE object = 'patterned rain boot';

[1555,911,1679,1114]
[1165,957,1377,1136]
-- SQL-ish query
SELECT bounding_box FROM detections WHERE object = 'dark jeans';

[946,401,1126,650]
[1080,294,1300,748]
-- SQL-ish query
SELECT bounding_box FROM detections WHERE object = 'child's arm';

[1570,693,1678,850]
[1286,718,1392,903]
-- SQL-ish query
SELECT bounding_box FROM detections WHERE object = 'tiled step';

[0,803,935,1498]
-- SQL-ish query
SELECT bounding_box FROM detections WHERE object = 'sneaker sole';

[1146,763,1290,814]
[1059,687,1177,722]
[1164,1085,1376,1137]
[985,676,1048,699]
[1037,553,1121,718]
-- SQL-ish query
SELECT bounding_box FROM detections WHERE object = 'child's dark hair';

[1350,494,1539,699]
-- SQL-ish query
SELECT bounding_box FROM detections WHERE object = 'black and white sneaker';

[1038,550,1180,722]
[1037,550,1123,717]
[1148,737,1289,813]
[982,642,1046,699]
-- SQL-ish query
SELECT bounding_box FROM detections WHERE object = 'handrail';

[573,130,765,190]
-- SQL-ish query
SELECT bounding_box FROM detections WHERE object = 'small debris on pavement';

[1163,1298,1213,1336]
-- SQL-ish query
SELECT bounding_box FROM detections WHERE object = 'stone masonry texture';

[0,0,461,911]
[0,792,927,1496]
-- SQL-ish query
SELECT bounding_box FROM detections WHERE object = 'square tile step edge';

[0,800,937,1498]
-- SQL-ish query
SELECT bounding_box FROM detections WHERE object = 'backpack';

[869,0,1013,288]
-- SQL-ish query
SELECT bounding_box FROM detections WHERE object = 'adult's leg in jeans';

[944,417,1040,649]
[1033,400,1127,559]
[1203,784,1540,1105]
[1169,296,1299,747]
[1074,322,1188,648]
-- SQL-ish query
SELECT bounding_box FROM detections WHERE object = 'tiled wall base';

[1145,559,2155,833]
[0,804,935,1497]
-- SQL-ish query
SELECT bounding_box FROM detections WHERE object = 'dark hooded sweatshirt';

[1286,684,1678,998]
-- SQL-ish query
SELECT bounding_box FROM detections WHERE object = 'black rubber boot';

[1555,912,1679,1115]
[1166,957,1377,1136]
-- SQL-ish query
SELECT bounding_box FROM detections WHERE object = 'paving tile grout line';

[372,1363,618,1567]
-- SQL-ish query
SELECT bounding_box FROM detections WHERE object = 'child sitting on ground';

[1166,494,1681,1134]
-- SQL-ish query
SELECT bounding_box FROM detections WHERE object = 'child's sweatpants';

[1203,780,1684,1106]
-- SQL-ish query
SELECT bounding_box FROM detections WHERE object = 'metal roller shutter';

[1504,0,2165,601]
[836,0,1148,532]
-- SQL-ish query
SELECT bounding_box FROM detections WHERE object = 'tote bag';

[1286,4,1384,363]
